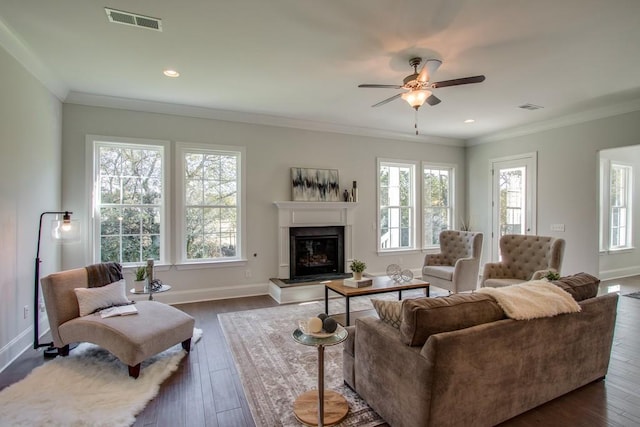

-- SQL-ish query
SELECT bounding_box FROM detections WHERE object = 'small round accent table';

[129,283,171,301]
[292,326,349,427]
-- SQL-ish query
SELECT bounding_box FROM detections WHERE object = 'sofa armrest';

[354,317,434,427]
[481,262,510,284]
[531,268,558,280]
[453,257,481,292]
[342,325,356,389]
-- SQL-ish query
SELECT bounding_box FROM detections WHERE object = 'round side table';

[292,326,349,427]
[129,283,171,301]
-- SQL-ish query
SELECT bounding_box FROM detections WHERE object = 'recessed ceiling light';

[464,119,475,124]
[163,69,180,78]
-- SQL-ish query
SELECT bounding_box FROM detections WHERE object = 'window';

[92,138,167,265]
[423,164,454,248]
[600,159,633,251]
[378,160,416,251]
[177,143,245,263]
[609,163,632,249]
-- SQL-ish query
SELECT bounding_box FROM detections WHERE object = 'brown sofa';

[343,273,617,427]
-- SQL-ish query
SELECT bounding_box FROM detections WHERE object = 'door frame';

[489,152,538,261]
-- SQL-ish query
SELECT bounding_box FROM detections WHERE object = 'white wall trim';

[598,266,640,281]
[65,91,465,147]
[129,283,270,305]
[468,98,640,146]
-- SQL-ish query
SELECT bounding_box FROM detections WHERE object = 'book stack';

[343,278,373,288]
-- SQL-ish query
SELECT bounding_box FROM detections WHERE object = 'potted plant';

[350,259,367,280]
[134,266,147,292]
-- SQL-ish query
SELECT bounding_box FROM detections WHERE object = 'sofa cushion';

[400,293,505,346]
[422,265,454,281]
[372,299,402,329]
[74,279,130,316]
[552,272,600,301]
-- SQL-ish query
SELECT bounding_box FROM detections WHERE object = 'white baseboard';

[0,314,49,374]
[598,266,640,281]
[129,282,271,305]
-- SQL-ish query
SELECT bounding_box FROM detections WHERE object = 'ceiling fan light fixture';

[401,90,431,109]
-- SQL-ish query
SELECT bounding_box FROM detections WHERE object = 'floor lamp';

[34,211,80,358]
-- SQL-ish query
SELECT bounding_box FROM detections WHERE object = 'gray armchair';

[481,234,565,288]
[422,230,483,293]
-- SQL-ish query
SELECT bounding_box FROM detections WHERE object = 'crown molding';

[64,91,465,147]
[467,98,640,146]
[0,16,68,100]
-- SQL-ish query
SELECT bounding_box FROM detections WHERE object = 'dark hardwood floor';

[1,277,639,426]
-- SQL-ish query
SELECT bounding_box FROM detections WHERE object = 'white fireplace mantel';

[274,201,359,279]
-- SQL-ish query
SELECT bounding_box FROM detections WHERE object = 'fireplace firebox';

[290,226,345,280]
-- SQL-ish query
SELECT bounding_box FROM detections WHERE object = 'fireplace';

[290,226,344,280]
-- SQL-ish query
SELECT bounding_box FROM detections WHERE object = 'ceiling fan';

[358,57,485,111]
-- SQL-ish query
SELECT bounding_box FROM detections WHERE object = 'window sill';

[174,259,248,270]
[377,249,421,256]
[600,247,635,255]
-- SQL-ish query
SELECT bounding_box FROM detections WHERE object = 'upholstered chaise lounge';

[41,265,195,378]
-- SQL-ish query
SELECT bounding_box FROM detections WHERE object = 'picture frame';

[291,167,340,202]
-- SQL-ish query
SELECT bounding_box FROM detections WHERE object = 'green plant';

[350,259,366,273]
[135,266,146,281]
[544,271,561,281]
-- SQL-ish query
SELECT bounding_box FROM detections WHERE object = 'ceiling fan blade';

[426,94,441,106]
[372,93,402,107]
[417,59,442,82]
[359,84,403,89]
[431,75,485,88]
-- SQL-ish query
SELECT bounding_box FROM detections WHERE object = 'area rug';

[219,292,425,427]
[0,328,202,427]
[624,291,640,299]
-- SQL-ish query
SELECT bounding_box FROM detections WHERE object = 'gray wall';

[467,111,640,277]
[61,104,466,303]
[0,45,62,369]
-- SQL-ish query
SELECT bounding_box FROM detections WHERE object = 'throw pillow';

[551,272,600,301]
[371,299,402,329]
[400,294,505,346]
[74,279,130,316]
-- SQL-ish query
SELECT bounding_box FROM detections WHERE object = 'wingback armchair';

[481,234,565,288]
[422,230,483,293]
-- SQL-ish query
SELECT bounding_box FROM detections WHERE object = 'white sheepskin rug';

[477,280,581,320]
[0,328,201,427]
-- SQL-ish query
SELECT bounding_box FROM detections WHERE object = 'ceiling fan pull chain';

[415,109,419,135]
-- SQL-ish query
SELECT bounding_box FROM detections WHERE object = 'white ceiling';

[2,0,640,144]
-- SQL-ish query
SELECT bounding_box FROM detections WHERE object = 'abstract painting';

[291,168,340,201]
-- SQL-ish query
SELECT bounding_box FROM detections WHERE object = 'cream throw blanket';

[477,280,581,320]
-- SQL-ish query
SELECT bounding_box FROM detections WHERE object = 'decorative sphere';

[400,269,414,282]
[322,317,338,333]
[317,313,328,321]
[386,264,401,280]
[307,317,323,333]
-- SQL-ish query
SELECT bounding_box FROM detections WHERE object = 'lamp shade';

[401,90,431,108]
[51,214,81,242]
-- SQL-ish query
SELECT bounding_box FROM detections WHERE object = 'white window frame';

[600,159,633,252]
[87,135,170,266]
[422,162,456,249]
[175,142,247,266]
[377,158,418,254]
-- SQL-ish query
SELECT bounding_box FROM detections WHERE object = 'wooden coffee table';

[324,276,430,326]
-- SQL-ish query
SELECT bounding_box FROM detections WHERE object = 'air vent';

[518,103,543,111]
[105,7,162,32]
